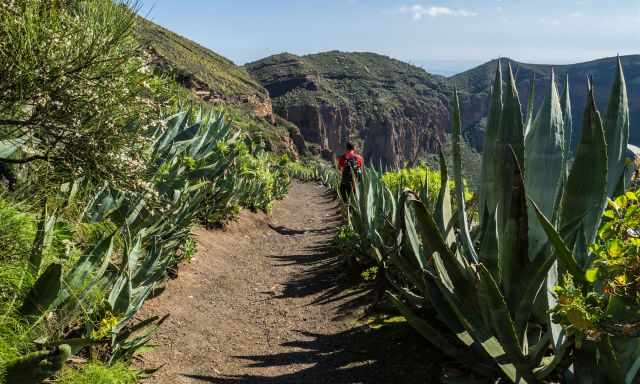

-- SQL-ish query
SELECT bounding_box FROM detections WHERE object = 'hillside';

[135,18,307,155]
[133,19,640,166]
[246,51,453,166]
[452,55,640,149]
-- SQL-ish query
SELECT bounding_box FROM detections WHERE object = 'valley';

[139,17,640,169]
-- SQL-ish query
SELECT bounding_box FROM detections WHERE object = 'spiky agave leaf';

[451,88,478,263]
[434,150,454,246]
[558,84,608,267]
[524,73,536,137]
[604,56,630,198]
[479,60,504,229]
[560,74,573,155]
[495,64,529,308]
[524,69,565,260]
[20,263,62,318]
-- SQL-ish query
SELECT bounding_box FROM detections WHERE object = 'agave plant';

[347,168,399,268]
[386,58,635,382]
[3,108,249,381]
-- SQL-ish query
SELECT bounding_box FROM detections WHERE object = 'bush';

[381,164,473,204]
[0,0,166,186]
[57,362,138,384]
[552,190,640,342]
[0,198,35,262]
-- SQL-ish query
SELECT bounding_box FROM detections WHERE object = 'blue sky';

[141,0,640,76]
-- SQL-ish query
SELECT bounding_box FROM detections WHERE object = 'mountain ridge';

[246,50,453,166]
[136,16,640,164]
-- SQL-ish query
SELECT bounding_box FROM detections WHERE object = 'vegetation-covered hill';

[135,18,306,155]
[246,51,454,166]
[136,17,266,104]
[452,55,640,149]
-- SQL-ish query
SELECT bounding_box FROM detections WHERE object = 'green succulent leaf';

[20,263,62,317]
[525,69,565,260]
[452,88,478,263]
[559,83,608,263]
[435,150,453,245]
[604,56,630,198]
[479,60,504,228]
[530,198,584,281]
[561,74,573,154]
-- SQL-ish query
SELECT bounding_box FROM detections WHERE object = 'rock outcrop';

[246,52,452,167]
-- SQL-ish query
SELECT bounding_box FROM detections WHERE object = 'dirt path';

[137,182,436,384]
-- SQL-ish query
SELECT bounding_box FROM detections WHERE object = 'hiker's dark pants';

[340,182,353,202]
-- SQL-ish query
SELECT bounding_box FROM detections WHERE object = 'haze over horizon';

[142,0,640,76]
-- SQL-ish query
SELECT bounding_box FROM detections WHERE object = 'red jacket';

[337,150,364,171]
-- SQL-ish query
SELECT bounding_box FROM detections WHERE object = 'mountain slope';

[452,55,640,149]
[246,51,453,166]
[135,18,306,155]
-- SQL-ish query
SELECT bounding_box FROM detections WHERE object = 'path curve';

[137,182,434,384]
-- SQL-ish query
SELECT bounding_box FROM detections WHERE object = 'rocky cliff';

[246,52,452,166]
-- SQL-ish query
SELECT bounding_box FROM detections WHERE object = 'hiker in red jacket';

[337,142,364,201]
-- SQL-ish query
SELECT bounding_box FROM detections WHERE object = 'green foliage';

[0,106,293,382]
[0,198,36,262]
[287,161,340,191]
[197,139,290,225]
[381,164,473,207]
[590,191,640,301]
[552,190,640,338]
[57,362,138,384]
[0,2,298,382]
[235,143,290,213]
[135,18,302,158]
[333,225,360,254]
[0,1,169,186]
[0,308,32,368]
[551,274,606,340]
[361,266,379,282]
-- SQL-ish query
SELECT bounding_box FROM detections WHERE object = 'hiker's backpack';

[341,156,362,184]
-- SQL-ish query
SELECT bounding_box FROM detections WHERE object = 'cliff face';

[452,55,640,151]
[246,52,451,166]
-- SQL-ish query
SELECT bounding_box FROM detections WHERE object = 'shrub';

[0,0,166,186]
[57,362,138,384]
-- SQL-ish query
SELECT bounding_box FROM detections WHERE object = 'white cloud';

[569,11,582,17]
[399,5,478,20]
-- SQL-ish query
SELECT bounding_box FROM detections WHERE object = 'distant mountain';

[135,18,306,155]
[452,55,640,150]
[132,17,640,167]
[246,51,454,166]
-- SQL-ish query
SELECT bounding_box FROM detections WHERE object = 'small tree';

[0,0,162,186]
